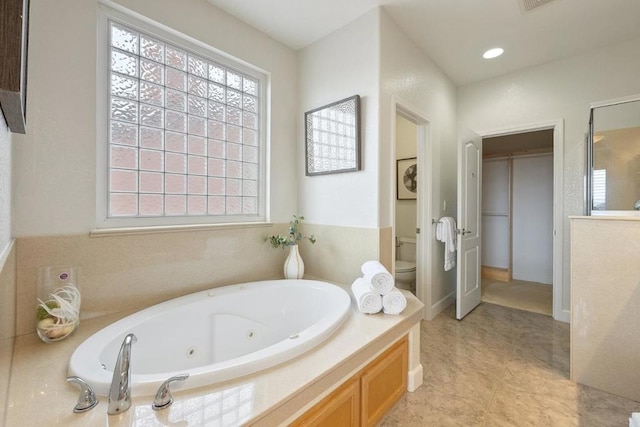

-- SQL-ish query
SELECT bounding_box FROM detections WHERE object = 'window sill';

[90,221,274,238]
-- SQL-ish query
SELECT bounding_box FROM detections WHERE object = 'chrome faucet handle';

[152,374,189,411]
[67,376,99,413]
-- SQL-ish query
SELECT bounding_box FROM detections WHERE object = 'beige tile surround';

[298,223,383,285]
[0,336,12,427]
[16,226,279,336]
[571,216,640,402]
[0,241,16,340]
[0,241,16,427]
[4,284,423,426]
[378,226,393,272]
[2,222,392,426]
[15,223,385,337]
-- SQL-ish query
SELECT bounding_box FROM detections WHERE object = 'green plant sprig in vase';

[266,215,316,279]
[265,215,316,248]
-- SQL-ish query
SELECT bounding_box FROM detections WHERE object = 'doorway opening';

[395,113,418,296]
[391,98,433,320]
[478,122,565,322]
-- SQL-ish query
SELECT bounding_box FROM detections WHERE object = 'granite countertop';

[3,282,423,426]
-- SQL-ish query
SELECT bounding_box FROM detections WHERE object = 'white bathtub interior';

[69,279,351,397]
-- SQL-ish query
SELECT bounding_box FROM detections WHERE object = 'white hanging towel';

[436,217,457,272]
[361,260,395,295]
[382,288,407,315]
[351,278,383,314]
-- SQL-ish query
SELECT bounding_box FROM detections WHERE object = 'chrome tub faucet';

[108,333,137,415]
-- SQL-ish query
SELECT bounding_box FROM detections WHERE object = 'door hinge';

[416,228,420,234]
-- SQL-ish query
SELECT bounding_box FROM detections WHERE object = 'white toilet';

[395,237,416,293]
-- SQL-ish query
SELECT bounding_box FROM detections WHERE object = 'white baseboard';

[407,364,423,392]
[425,291,455,320]
[555,308,570,324]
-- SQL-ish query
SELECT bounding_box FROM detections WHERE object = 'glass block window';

[107,20,262,221]
[305,95,360,176]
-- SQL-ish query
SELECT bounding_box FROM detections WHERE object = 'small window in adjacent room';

[98,11,267,228]
[592,169,606,210]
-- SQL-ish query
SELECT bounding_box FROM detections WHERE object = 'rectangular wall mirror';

[587,95,640,215]
[305,95,361,176]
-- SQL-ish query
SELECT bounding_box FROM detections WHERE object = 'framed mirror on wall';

[305,95,361,176]
[587,95,640,215]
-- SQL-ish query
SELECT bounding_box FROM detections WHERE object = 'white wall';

[379,10,458,317]
[13,0,299,237]
[297,9,380,228]
[296,9,458,316]
[395,114,417,240]
[0,118,10,252]
[512,154,553,284]
[0,116,16,340]
[458,36,640,313]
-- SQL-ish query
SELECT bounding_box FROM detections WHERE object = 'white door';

[456,129,482,319]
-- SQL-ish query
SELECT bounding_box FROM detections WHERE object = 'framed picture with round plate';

[397,157,417,200]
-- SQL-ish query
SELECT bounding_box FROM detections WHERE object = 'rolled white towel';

[382,288,407,315]
[361,260,394,295]
[351,278,382,314]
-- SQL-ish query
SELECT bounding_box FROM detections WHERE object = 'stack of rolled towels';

[351,260,407,315]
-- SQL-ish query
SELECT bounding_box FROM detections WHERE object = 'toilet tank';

[397,237,417,263]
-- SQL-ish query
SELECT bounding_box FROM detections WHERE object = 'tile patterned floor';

[380,302,640,426]
[481,278,552,316]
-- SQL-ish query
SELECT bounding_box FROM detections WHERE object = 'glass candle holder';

[36,266,81,343]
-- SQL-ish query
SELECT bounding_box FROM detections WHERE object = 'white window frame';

[96,2,269,229]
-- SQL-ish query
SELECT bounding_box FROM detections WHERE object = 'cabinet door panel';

[361,337,408,427]
[292,377,360,427]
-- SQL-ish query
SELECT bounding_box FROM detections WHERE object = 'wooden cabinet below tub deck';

[360,336,408,426]
[292,336,408,427]
[292,377,361,427]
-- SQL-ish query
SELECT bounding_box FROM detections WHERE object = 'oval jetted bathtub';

[68,279,351,397]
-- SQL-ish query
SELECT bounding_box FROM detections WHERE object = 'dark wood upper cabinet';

[0,0,29,134]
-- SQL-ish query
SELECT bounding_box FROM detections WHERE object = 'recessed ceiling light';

[483,48,504,59]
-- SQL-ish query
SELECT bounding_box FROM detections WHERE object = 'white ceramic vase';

[284,244,304,279]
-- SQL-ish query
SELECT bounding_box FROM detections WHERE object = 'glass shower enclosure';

[587,95,640,215]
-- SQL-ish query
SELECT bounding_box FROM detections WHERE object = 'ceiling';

[483,129,553,157]
[206,0,640,86]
